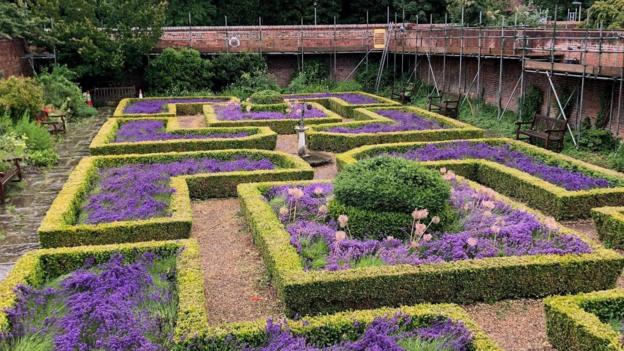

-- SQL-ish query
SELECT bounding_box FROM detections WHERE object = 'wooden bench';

[515,114,567,151]
[92,86,136,106]
[1,158,22,204]
[428,94,461,118]
[35,110,66,135]
[391,82,417,104]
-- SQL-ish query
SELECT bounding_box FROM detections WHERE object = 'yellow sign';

[373,29,386,49]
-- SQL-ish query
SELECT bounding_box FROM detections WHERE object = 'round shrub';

[249,90,284,105]
[334,156,451,214]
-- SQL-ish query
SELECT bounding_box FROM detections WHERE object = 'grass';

[398,336,455,351]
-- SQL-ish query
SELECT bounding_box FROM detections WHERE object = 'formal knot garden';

[3,88,624,351]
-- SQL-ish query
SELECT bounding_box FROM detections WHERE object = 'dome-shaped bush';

[249,89,284,105]
[334,156,451,214]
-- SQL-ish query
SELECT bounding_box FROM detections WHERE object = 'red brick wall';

[0,39,31,78]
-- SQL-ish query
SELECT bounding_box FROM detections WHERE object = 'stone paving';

[0,111,109,280]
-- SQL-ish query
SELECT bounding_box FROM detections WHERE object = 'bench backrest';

[531,115,567,132]
[92,86,136,106]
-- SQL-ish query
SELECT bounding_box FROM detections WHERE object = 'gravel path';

[176,114,206,128]
[276,134,337,179]
[191,199,283,325]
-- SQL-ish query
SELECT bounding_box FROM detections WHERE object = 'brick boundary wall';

[0,39,32,78]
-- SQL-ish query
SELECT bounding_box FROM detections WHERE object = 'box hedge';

[203,101,343,134]
[592,207,624,249]
[238,179,624,316]
[282,91,401,119]
[38,150,313,248]
[308,106,484,152]
[113,96,237,118]
[0,241,501,350]
[544,289,624,351]
[336,138,624,220]
[90,117,278,155]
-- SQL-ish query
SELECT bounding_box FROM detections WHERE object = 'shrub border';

[238,178,624,316]
[592,207,624,249]
[307,105,484,152]
[282,91,401,118]
[113,96,238,118]
[0,239,500,350]
[203,101,343,134]
[336,138,624,219]
[544,289,624,351]
[89,117,278,155]
[38,150,313,248]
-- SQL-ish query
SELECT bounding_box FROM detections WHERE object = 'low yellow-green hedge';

[90,117,277,155]
[0,241,501,350]
[544,289,624,351]
[203,101,343,134]
[307,106,484,152]
[592,207,624,249]
[238,178,624,316]
[113,96,238,118]
[38,150,313,248]
[282,91,401,118]
[336,138,624,219]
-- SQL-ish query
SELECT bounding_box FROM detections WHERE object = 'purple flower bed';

[388,141,614,191]
[243,314,473,351]
[114,120,251,143]
[327,109,446,134]
[214,103,327,121]
[1,252,177,351]
[124,98,226,114]
[265,179,591,271]
[285,93,380,104]
[82,157,274,224]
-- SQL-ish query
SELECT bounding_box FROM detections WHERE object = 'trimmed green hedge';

[238,178,624,316]
[592,207,624,249]
[38,150,313,248]
[544,289,624,351]
[113,96,238,118]
[90,117,278,155]
[308,106,484,153]
[283,91,401,119]
[0,243,501,350]
[336,138,624,220]
[203,101,343,134]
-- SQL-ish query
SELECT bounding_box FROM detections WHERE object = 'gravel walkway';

[276,134,337,179]
[191,199,283,325]
[176,114,206,128]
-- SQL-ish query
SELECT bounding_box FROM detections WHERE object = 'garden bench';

[0,158,22,204]
[391,82,417,104]
[515,114,567,151]
[427,93,461,118]
[35,110,66,135]
[92,86,136,106]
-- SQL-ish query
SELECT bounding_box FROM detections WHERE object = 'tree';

[146,48,214,92]
[166,0,217,26]
[587,0,624,29]
[26,0,167,81]
[0,2,55,45]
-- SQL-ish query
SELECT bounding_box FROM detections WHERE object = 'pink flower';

[442,170,456,181]
[490,225,501,234]
[409,240,420,249]
[313,187,324,196]
[411,209,429,220]
[279,207,289,216]
[338,214,349,228]
[386,236,395,241]
[414,223,427,236]
[544,217,559,232]
[287,187,304,200]
[431,216,440,224]
[423,234,433,242]
[482,200,495,210]
[440,167,447,174]
[318,205,328,214]
[335,231,347,241]
[466,237,478,247]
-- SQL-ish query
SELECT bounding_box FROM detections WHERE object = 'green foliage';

[210,53,268,91]
[26,149,60,167]
[596,88,612,129]
[0,2,55,45]
[356,63,393,91]
[249,90,284,105]
[36,66,97,118]
[578,129,618,152]
[14,116,54,151]
[286,60,331,93]
[0,77,44,122]
[147,48,214,93]
[334,156,451,213]
[447,0,510,25]
[398,337,454,351]
[518,85,543,121]
[0,131,27,172]
[609,143,624,172]
[587,0,624,29]
[28,0,167,79]
[222,70,280,100]
[165,0,217,26]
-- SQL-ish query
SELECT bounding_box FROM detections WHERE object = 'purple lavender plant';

[114,120,250,143]
[390,141,613,191]
[214,103,327,121]
[328,109,446,134]
[284,93,381,105]
[124,98,227,114]
[265,181,592,271]
[82,157,274,224]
